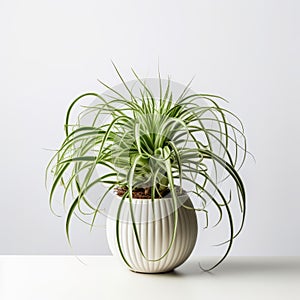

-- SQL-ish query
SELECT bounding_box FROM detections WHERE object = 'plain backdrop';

[0,0,299,256]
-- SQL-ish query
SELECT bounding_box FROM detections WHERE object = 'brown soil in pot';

[115,186,184,199]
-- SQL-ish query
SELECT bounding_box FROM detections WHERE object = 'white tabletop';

[0,256,299,300]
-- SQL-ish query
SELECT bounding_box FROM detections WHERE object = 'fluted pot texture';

[106,193,198,273]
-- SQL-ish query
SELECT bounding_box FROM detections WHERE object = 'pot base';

[129,268,175,274]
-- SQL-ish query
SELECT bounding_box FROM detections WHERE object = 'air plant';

[46,65,247,271]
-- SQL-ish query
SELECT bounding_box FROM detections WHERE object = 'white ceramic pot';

[106,192,198,273]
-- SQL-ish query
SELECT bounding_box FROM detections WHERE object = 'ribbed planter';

[106,192,198,273]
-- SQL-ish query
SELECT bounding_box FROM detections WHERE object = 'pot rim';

[112,186,189,202]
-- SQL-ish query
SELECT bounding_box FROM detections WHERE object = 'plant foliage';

[46,66,247,271]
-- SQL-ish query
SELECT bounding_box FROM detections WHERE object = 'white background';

[0,0,299,255]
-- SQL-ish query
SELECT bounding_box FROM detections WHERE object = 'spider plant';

[46,65,247,271]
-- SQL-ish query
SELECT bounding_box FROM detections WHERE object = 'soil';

[115,186,183,199]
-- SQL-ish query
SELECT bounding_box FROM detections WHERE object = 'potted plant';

[47,65,247,273]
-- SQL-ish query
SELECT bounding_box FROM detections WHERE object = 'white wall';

[1,0,299,255]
